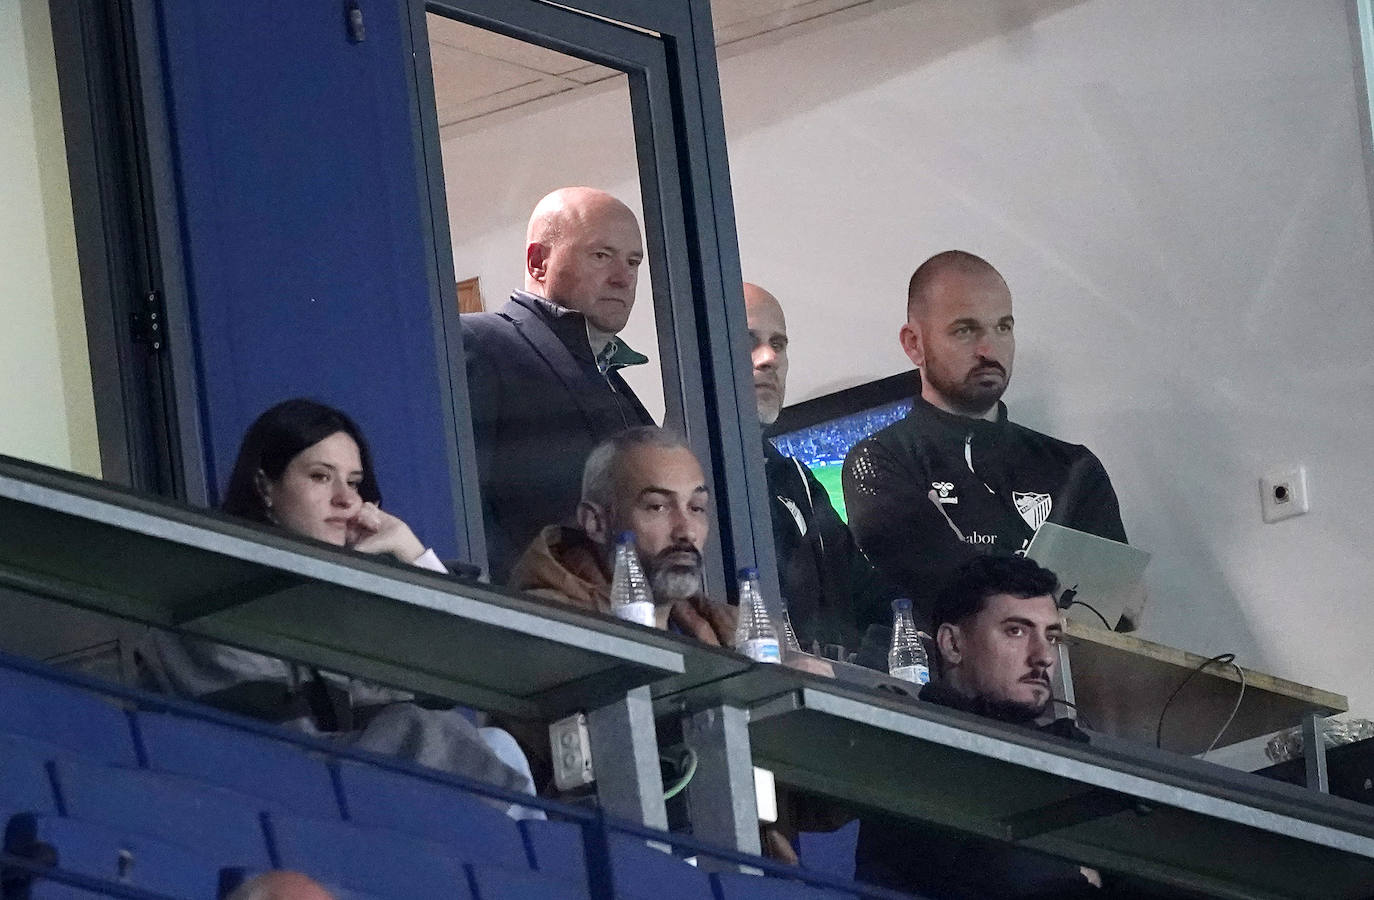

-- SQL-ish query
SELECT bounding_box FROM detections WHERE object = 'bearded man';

[510,425,734,645]
[843,251,1126,627]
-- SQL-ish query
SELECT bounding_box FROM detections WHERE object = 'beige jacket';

[510,524,737,647]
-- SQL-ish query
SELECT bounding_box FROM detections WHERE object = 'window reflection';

[716,0,1373,745]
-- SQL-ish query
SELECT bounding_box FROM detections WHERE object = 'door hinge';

[131,291,165,353]
[345,2,366,43]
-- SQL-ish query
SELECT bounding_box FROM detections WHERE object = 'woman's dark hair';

[221,398,381,523]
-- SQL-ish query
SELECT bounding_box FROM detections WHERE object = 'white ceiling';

[428,0,917,136]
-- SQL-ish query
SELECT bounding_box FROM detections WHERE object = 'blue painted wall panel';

[154,0,460,555]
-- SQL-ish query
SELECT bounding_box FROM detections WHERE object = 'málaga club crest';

[1013,491,1052,530]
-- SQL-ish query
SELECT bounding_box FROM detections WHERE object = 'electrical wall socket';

[549,712,595,791]
[1260,465,1309,524]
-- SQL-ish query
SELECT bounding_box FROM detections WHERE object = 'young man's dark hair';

[932,554,1060,629]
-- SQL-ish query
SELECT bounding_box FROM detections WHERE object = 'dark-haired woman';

[218,397,439,567]
[138,399,538,816]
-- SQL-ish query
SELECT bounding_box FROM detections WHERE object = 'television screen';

[767,372,917,522]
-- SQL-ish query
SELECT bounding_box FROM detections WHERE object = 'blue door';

[147,0,472,559]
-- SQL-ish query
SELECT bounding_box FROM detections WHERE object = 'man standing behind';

[462,188,654,581]
[745,283,892,652]
[854,555,1103,898]
[843,251,1125,626]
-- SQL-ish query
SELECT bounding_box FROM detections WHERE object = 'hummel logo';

[931,481,958,505]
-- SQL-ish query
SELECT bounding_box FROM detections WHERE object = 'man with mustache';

[509,425,734,645]
[746,282,894,653]
[854,554,1104,898]
[843,251,1126,627]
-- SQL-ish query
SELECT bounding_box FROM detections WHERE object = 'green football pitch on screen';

[809,462,847,522]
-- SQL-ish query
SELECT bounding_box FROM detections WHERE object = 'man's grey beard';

[649,562,703,603]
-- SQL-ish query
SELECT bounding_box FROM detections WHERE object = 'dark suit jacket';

[461,291,653,581]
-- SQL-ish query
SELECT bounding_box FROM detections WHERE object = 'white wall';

[0,0,99,476]
[442,0,1374,716]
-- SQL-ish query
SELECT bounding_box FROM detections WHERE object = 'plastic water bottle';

[608,532,656,627]
[734,568,781,663]
[888,598,929,685]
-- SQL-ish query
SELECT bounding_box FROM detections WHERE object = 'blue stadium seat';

[0,666,138,766]
[50,756,273,869]
[711,871,857,900]
[519,819,587,881]
[466,861,588,900]
[4,811,219,897]
[23,883,129,900]
[264,811,472,899]
[0,733,60,814]
[605,834,713,899]
[798,821,860,882]
[334,759,530,871]
[135,710,340,819]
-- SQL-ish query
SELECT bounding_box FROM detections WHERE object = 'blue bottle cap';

[616,530,635,544]
[737,566,759,581]
[892,597,913,613]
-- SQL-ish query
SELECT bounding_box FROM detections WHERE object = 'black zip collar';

[906,393,1009,435]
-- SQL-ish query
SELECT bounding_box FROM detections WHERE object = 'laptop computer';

[1025,521,1151,631]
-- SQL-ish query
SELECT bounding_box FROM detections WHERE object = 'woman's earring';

[255,470,277,522]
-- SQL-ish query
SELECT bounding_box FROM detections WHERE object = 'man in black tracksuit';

[747,283,895,652]
[843,251,1126,628]
[762,441,894,650]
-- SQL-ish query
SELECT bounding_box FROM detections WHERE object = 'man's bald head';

[525,187,631,245]
[743,283,789,425]
[525,188,644,334]
[899,250,1015,419]
[906,250,1007,321]
[226,871,335,900]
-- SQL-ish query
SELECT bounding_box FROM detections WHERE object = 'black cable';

[1155,653,1237,750]
[1204,662,1246,757]
[1056,586,1112,630]
[1069,600,1112,630]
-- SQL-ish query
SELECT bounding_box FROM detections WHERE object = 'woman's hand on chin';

[347,502,426,564]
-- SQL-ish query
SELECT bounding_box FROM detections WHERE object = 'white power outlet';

[1260,465,1309,523]
[549,712,595,791]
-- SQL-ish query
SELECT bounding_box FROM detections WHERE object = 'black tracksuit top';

[843,396,1126,626]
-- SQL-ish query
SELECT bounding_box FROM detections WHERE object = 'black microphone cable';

[1155,652,1246,755]
[1057,585,1112,630]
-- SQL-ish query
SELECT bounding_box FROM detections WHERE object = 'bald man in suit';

[461,188,654,581]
